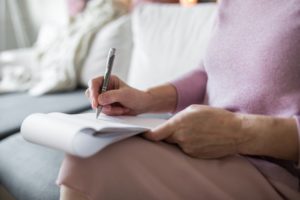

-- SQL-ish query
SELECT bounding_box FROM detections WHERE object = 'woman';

[57,0,300,199]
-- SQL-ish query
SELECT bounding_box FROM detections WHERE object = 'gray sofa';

[0,91,169,200]
[0,90,91,200]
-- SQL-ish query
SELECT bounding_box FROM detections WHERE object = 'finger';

[101,105,111,114]
[144,120,175,141]
[107,75,120,90]
[166,130,189,145]
[98,89,125,106]
[88,77,103,109]
[102,105,130,116]
[165,136,177,144]
[179,144,197,158]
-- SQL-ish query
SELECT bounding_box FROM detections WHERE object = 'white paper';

[21,112,166,157]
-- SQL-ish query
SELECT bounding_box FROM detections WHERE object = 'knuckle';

[186,104,203,112]
[188,104,198,110]
[190,104,207,110]
[185,104,212,116]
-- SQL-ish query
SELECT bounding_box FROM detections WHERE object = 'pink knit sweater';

[172,0,300,190]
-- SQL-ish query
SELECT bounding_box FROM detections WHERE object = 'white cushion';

[35,23,63,53]
[79,15,133,86]
[128,3,216,89]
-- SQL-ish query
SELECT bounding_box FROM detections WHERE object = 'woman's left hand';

[144,105,244,159]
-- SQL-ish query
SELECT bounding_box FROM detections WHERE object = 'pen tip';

[96,110,99,119]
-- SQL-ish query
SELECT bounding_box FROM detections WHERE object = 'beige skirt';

[57,137,300,200]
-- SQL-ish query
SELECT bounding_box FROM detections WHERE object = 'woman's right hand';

[86,75,153,116]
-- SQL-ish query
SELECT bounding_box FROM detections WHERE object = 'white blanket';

[0,0,126,95]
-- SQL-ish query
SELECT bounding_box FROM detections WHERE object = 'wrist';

[236,114,299,161]
[144,84,177,113]
[235,113,261,156]
[141,89,157,113]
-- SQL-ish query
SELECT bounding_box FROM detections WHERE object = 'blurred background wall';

[0,0,215,52]
[26,0,67,31]
[0,0,67,51]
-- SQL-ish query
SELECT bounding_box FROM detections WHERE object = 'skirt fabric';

[57,137,300,200]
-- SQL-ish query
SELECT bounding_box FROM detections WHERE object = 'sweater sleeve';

[170,66,207,113]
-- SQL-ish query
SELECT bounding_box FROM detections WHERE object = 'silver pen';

[96,48,116,119]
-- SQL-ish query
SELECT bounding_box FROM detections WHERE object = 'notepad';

[21,113,166,157]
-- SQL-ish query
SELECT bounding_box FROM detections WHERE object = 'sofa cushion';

[0,134,63,200]
[0,89,90,139]
[79,15,133,86]
[128,3,216,89]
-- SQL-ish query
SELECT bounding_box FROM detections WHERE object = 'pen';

[96,48,116,119]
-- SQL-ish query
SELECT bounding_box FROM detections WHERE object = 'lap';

[57,137,285,200]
